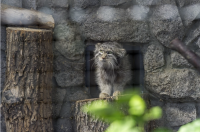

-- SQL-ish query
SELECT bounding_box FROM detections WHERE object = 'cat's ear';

[95,43,101,48]
[118,49,126,57]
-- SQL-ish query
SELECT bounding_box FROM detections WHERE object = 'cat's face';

[94,42,126,69]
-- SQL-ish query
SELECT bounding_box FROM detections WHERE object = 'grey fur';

[94,42,131,98]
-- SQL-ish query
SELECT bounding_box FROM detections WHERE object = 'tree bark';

[2,27,54,132]
[1,4,54,29]
[73,98,112,132]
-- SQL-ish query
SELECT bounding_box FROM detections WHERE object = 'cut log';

[73,98,112,132]
[1,4,54,29]
[73,94,150,132]
[2,27,54,132]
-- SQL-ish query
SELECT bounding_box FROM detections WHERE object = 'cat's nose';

[102,53,107,59]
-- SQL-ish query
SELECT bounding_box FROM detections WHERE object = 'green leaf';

[143,106,162,121]
[106,117,138,132]
[129,95,146,116]
[117,90,140,105]
[82,100,124,122]
[83,100,108,112]
[178,119,200,132]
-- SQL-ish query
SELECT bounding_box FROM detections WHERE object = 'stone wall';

[1,0,200,132]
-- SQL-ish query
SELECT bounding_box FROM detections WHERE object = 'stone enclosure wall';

[1,0,200,132]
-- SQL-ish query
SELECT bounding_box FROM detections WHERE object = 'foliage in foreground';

[82,90,200,132]
[82,90,163,132]
[178,119,200,132]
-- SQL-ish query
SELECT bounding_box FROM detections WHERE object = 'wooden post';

[2,27,53,132]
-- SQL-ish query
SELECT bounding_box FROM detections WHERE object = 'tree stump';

[73,98,113,132]
[2,27,53,132]
[73,94,150,132]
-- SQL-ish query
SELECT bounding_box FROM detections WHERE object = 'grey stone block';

[171,51,192,68]
[53,103,63,118]
[54,22,76,41]
[196,103,200,118]
[52,87,67,103]
[1,64,6,77]
[176,0,200,8]
[52,0,69,8]
[1,0,22,7]
[52,8,69,24]
[22,0,37,9]
[145,69,200,101]
[179,4,200,26]
[38,7,68,24]
[195,36,200,49]
[135,0,176,5]
[54,40,85,61]
[134,0,154,5]
[144,42,165,72]
[96,6,127,22]
[55,71,84,87]
[1,50,6,68]
[54,54,84,72]
[150,4,185,47]
[64,87,90,102]
[69,8,88,23]
[1,76,6,91]
[1,26,6,43]
[36,0,52,8]
[1,112,6,132]
[52,87,67,118]
[55,118,73,132]
[59,102,71,118]
[53,22,85,61]
[1,41,6,51]
[127,5,150,21]
[184,22,200,45]
[73,0,100,8]
[149,96,166,129]
[1,26,6,80]
[1,50,6,90]
[170,126,181,132]
[101,0,131,6]
[150,95,165,107]
[37,7,54,15]
[165,103,196,126]
[80,7,150,42]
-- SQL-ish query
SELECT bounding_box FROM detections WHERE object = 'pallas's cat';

[94,42,131,98]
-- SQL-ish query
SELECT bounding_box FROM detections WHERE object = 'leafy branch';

[82,90,164,132]
[82,89,200,132]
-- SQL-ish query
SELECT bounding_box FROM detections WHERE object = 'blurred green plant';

[178,119,200,132]
[82,89,200,132]
[82,90,164,132]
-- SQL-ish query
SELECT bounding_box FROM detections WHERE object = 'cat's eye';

[107,51,112,54]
